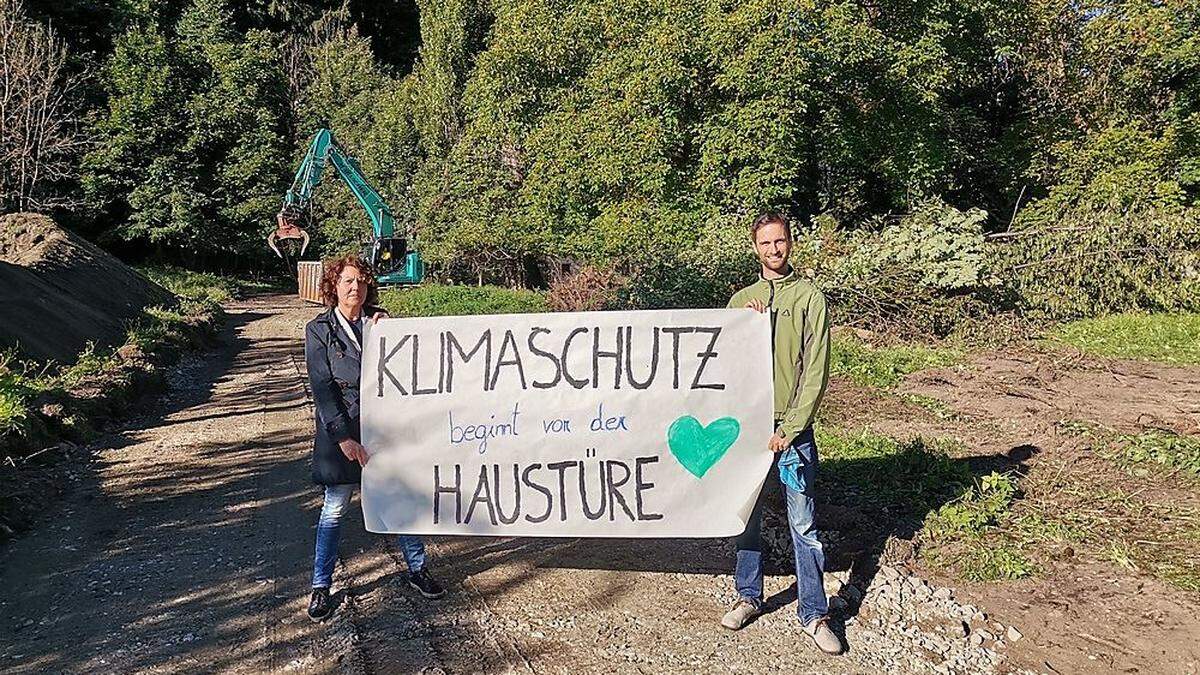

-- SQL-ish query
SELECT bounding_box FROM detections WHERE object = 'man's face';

[753,222,792,274]
[336,265,369,309]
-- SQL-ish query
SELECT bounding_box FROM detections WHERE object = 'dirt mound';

[0,212,172,364]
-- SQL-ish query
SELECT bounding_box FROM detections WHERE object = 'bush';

[379,284,548,317]
[618,201,1002,337]
[619,213,756,310]
[928,471,1019,537]
[999,206,1200,320]
[546,265,627,312]
[797,201,1002,336]
[0,354,33,437]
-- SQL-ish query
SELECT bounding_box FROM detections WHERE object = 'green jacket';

[727,268,831,444]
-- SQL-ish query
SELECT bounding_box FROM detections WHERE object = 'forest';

[4,0,1198,332]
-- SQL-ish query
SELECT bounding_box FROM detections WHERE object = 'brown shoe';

[720,598,760,630]
[802,616,844,655]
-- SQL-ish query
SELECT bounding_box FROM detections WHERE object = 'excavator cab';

[367,236,424,285]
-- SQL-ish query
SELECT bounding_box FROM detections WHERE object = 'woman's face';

[336,265,369,310]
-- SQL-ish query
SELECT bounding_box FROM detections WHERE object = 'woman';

[304,254,445,622]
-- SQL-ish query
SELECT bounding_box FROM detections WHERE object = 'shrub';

[0,355,33,437]
[929,471,1019,537]
[797,201,1002,336]
[998,206,1200,320]
[546,265,627,312]
[618,201,1002,337]
[619,213,756,310]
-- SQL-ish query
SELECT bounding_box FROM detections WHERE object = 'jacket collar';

[318,307,362,357]
[317,305,378,325]
[757,266,798,287]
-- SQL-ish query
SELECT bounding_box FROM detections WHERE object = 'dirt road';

[0,296,866,674]
[3,295,1197,674]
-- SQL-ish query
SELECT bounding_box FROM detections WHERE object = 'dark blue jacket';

[304,307,378,485]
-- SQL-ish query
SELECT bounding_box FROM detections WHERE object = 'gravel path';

[0,295,1016,674]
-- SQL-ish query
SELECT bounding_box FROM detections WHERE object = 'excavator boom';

[270,129,423,287]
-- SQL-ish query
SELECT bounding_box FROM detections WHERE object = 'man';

[721,212,841,655]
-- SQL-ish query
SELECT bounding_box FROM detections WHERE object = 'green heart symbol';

[667,416,740,479]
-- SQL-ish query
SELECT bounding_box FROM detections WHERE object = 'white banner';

[359,308,774,537]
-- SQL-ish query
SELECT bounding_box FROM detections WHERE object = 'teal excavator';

[268,128,424,285]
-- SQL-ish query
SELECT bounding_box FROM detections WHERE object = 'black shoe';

[408,569,446,599]
[308,587,332,622]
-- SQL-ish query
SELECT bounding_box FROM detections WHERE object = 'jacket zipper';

[767,279,778,355]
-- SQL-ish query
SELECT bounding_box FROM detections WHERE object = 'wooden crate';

[298,261,324,304]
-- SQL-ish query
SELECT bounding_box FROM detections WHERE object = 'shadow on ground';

[1,297,545,674]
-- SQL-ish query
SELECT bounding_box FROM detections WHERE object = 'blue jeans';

[733,428,827,624]
[312,484,428,589]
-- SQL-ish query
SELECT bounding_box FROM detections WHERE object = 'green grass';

[900,393,962,420]
[818,426,1034,581]
[1118,429,1200,477]
[1053,312,1200,364]
[138,265,283,305]
[830,335,962,388]
[48,344,115,389]
[380,284,548,317]
[817,427,974,516]
[1062,421,1200,479]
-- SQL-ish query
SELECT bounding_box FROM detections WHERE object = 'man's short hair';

[750,212,791,239]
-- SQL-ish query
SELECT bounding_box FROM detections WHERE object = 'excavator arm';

[269,129,422,284]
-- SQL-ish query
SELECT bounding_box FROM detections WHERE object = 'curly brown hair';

[319,254,379,308]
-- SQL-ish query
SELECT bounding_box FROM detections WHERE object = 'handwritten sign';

[359,309,774,537]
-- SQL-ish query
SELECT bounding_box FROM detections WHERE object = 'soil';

[838,344,1200,675]
[0,212,171,364]
[1,296,1198,674]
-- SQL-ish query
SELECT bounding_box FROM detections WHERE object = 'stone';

[970,633,985,647]
[1007,625,1023,642]
[977,630,995,643]
[933,587,954,601]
